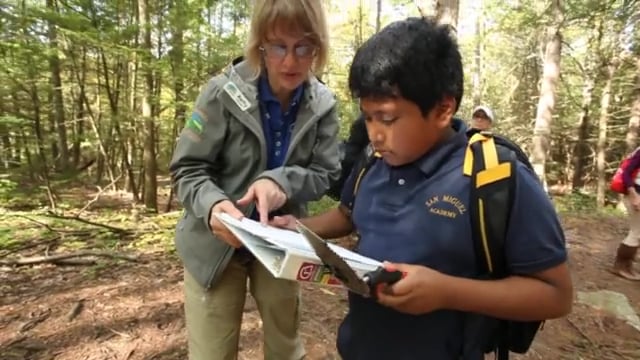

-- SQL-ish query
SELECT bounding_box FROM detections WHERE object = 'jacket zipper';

[284,105,333,164]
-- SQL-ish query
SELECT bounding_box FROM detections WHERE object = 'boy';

[271,17,572,359]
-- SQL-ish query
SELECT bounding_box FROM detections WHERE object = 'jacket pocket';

[175,212,232,289]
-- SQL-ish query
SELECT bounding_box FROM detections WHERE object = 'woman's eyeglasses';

[260,43,317,60]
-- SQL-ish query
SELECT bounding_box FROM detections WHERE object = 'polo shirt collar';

[258,74,304,106]
[413,118,468,177]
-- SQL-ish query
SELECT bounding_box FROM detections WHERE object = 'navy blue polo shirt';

[258,74,304,170]
[337,120,567,360]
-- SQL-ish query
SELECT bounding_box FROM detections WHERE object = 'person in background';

[169,1,340,359]
[469,105,494,131]
[613,148,640,281]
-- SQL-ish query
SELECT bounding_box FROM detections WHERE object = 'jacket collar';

[221,57,335,116]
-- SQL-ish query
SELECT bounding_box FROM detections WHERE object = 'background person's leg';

[613,198,640,280]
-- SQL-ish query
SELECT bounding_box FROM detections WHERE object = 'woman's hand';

[237,178,287,224]
[209,200,244,248]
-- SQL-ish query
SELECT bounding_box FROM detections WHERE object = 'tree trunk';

[415,0,432,17]
[72,96,84,169]
[128,58,138,194]
[375,0,382,33]
[46,0,69,171]
[21,0,56,207]
[1,125,10,169]
[571,18,603,189]
[139,0,157,212]
[0,100,11,169]
[596,61,618,207]
[167,0,186,212]
[217,1,223,36]
[98,49,137,199]
[357,0,364,48]
[435,0,460,33]
[48,91,59,165]
[472,0,483,107]
[29,79,57,209]
[21,130,34,181]
[169,3,186,136]
[72,47,88,168]
[626,56,640,154]
[127,0,140,195]
[67,46,116,185]
[10,92,23,168]
[531,0,563,190]
[570,76,595,189]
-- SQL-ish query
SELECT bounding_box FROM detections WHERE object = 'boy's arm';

[302,147,367,239]
[277,158,361,239]
[378,261,571,321]
[299,206,354,239]
[441,263,572,321]
[379,164,573,320]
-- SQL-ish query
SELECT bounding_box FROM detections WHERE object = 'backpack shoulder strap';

[465,131,517,278]
[466,131,521,360]
[344,145,381,211]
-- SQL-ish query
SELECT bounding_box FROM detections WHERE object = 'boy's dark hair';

[348,17,463,115]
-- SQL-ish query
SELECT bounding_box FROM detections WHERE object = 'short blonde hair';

[245,0,329,78]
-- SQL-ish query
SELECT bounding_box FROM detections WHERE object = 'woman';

[169,1,340,359]
[613,148,640,281]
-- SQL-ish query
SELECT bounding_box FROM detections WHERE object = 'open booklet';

[215,213,381,287]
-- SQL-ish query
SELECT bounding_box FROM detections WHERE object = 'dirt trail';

[1,213,639,360]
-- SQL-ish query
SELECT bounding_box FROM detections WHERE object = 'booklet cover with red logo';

[215,213,380,286]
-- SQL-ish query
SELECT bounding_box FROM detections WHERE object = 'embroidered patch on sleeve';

[181,110,207,142]
[186,111,205,134]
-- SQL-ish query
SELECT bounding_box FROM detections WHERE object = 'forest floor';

[1,184,639,360]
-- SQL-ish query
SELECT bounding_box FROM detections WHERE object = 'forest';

[1,1,640,359]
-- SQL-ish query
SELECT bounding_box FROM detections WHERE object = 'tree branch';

[45,212,130,234]
[0,236,60,259]
[76,174,123,216]
[14,215,89,234]
[0,250,140,266]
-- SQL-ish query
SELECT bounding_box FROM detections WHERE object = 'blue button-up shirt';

[248,75,304,222]
[258,75,304,170]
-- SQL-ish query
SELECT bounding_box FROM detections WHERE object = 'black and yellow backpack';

[345,128,542,360]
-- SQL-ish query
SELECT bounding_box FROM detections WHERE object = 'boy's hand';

[269,215,298,231]
[376,262,449,315]
[237,178,287,224]
[209,200,244,248]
